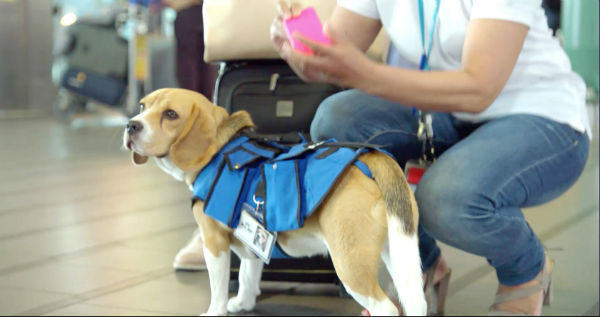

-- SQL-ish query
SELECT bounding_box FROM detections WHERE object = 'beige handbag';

[203,0,388,62]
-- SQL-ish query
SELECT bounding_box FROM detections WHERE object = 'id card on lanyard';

[406,0,441,192]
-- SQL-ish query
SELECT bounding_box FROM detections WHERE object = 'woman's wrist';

[358,60,385,96]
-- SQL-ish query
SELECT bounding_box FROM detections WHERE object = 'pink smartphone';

[283,6,330,55]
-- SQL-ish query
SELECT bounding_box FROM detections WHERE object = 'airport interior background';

[0,0,598,315]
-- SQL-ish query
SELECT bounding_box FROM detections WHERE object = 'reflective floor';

[0,105,598,316]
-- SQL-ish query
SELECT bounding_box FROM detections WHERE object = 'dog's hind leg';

[319,200,401,316]
[341,281,400,316]
[325,233,400,315]
[227,244,264,313]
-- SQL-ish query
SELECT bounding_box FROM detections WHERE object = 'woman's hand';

[290,26,377,89]
[270,1,303,54]
[270,1,376,89]
[270,1,326,82]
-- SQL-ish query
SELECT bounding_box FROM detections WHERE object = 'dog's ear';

[132,152,148,165]
[215,110,253,142]
[169,105,220,171]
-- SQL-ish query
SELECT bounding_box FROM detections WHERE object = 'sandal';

[488,256,554,316]
[423,256,452,316]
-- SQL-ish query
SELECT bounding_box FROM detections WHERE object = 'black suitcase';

[214,60,341,133]
[213,59,346,292]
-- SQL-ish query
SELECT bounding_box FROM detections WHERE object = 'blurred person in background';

[165,0,217,100]
[163,0,216,271]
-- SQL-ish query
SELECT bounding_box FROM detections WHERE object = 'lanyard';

[418,0,441,71]
[415,0,441,161]
[413,0,441,109]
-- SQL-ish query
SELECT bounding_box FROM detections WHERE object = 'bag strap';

[242,129,309,145]
[305,140,388,151]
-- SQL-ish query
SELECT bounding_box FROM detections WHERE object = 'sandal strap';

[494,255,553,306]
[423,256,440,290]
[492,284,543,305]
[488,309,533,316]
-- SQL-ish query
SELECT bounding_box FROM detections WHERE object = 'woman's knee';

[415,175,454,237]
[415,166,493,243]
[310,90,364,142]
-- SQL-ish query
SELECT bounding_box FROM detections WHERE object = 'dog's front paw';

[227,295,256,313]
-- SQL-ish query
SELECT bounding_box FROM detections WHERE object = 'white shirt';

[338,0,591,138]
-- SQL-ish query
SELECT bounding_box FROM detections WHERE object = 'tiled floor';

[0,105,597,316]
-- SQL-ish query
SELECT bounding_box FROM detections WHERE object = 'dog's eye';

[163,109,179,120]
[139,104,145,113]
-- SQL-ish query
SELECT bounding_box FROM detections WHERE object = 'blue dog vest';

[192,133,378,258]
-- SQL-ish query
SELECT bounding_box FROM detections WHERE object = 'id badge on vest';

[234,203,277,264]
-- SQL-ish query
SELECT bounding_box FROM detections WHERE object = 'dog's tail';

[359,151,426,315]
[359,151,417,235]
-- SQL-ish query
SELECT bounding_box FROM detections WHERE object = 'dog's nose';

[127,120,143,135]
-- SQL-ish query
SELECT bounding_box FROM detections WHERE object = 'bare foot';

[423,255,451,285]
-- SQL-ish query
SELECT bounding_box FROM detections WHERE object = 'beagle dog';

[123,88,426,316]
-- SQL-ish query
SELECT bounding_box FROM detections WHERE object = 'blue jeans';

[310,89,590,286]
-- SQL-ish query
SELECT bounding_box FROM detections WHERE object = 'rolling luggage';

[58,18,128,106]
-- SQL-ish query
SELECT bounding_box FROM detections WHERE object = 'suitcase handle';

[269,73,280,91]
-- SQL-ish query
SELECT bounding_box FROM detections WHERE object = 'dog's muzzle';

[127,120,143,135]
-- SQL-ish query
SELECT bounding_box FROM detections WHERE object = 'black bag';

[215,59,346,292]
[214,60,341,134]
[61,67,127,106]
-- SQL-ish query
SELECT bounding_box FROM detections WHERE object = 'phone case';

[283,6,330,55]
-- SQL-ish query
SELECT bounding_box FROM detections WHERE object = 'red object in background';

[407,166,426,185]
